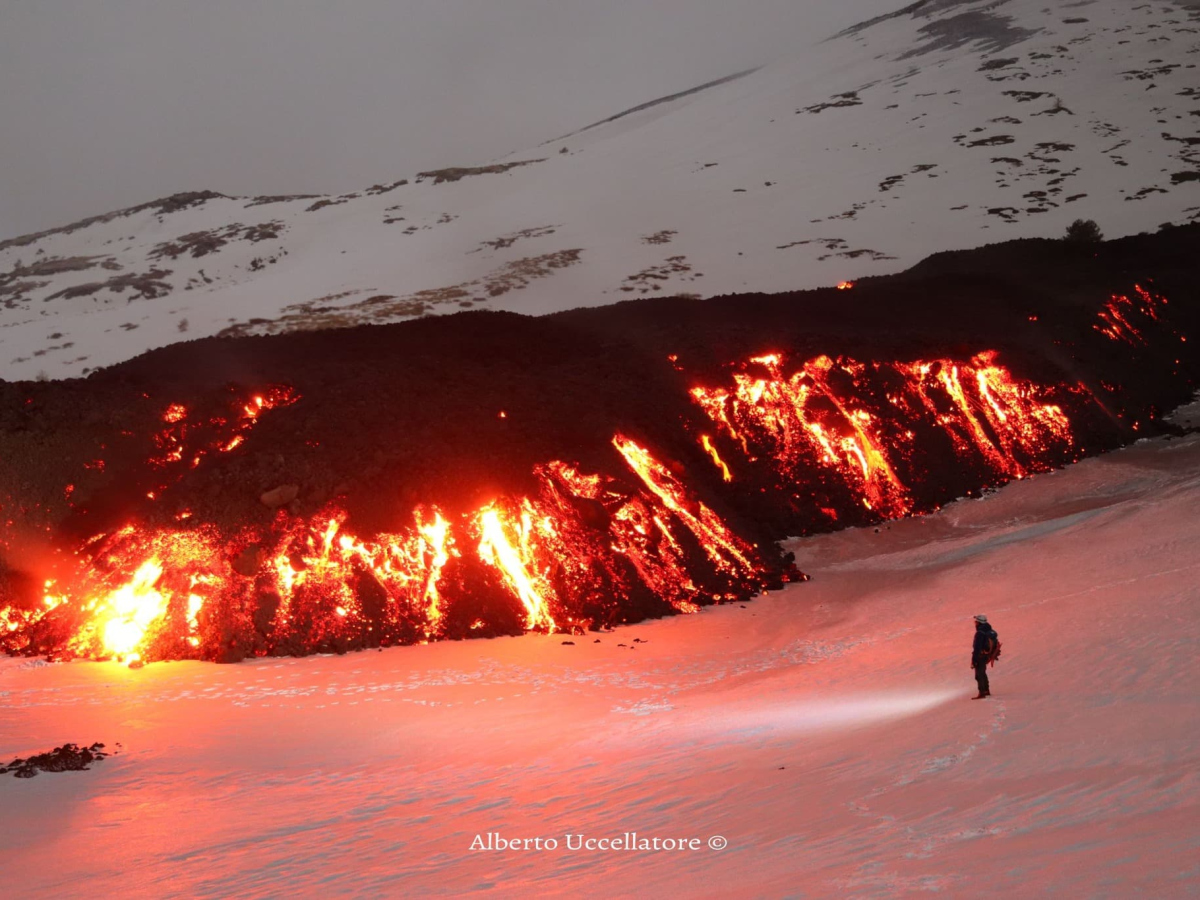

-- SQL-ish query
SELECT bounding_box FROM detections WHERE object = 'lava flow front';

[1,434,771,663]
[690,350,1077,520]
[0,330,1163,665]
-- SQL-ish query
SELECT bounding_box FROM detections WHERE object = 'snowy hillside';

[4,0,1200,381]
[3,426,1198,896]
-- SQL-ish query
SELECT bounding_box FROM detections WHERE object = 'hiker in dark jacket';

[971,614,998,699]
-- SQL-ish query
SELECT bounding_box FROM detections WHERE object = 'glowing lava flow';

[691,354,912,515]
[1095,286,1164,345]
[98,560,167,659]
[0,345,1097,665]
[1,439,767,662]
[701,435,733,482]
[149,385,300,472]
[692,350,1075,516]
[613,436,756,575]
[1094,285,1186,347]
[477,503,557,631]
[264,506,461,647]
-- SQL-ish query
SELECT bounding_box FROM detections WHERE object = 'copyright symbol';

[708,835,727,851]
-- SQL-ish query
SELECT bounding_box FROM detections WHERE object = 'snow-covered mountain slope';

[4,0,1200,381]
[3,428,1198,896]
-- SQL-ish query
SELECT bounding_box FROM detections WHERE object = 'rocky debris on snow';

[620,255,700,294]
[775,237,897,262]
[245,194,322,208]
[416,160,545,184]
[473,226,559,253]
[1,743,114,778]
[306,198,349,213]
[1,255,124,307]
[365,180,408,196]
[46,268,174,302]
[801,91,863,114]
[150,221,285,261]
[641,230,678,246]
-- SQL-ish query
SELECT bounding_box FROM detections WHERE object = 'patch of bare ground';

[220,249,583,336]
[305,198,349,213]
[620,256,702,295]
[247,249,287,272]
[641,230,677,246]
[775,238,896,262]
[392,213,459,235]
[800,90,863,114]
[416,159,544,184]
[483,249,583,296]
[365,180,408,196]
[45,268,175,302]
[1123,62,1183,81]
[1,255,123,306]
[1003,89,1048,103]
[959,133,1016,148]
[149,222,285,261]
[472,225,558,253]
[818,202,870,223]
[1,280,47,309]
[244,194,322,208]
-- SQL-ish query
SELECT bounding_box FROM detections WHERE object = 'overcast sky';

[1,1,894,241]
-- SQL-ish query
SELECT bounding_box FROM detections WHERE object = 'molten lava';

[701,435,733,482]
[613,436,756,577]
[1094,285,1181,346]
[0,337,1118,666]
[477,502,558,632]
[692,350,1075,518]
[145,385,300,487]
[1,436,767,663]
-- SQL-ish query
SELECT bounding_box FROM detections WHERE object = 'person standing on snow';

[971,614,999,699]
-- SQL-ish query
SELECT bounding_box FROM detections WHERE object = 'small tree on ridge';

[1064,219,1103,243]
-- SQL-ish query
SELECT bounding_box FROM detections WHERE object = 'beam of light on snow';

[686,689,960,740]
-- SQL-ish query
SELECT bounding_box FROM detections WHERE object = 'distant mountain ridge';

[3,0,1199,381]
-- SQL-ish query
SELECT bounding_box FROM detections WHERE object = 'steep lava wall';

[0,227,1196,662]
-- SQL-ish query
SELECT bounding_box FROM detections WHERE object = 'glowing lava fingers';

[266,506,460,644]
[691,354,911,516]
[414,511,452,636]
[476,503,557,632]
[694,350,1076,511]
[701,435,733,482]
[1094,285,1185,347]
[613,436,756,577]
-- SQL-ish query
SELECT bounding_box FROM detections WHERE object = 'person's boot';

[971,691,987,699]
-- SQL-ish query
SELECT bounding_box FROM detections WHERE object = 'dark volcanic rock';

[1,743,113,778]
[0,228,1197,659]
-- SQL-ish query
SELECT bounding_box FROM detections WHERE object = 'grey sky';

[1,1,894,240]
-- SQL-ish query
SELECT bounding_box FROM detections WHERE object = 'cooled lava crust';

[1,227,1197,661]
